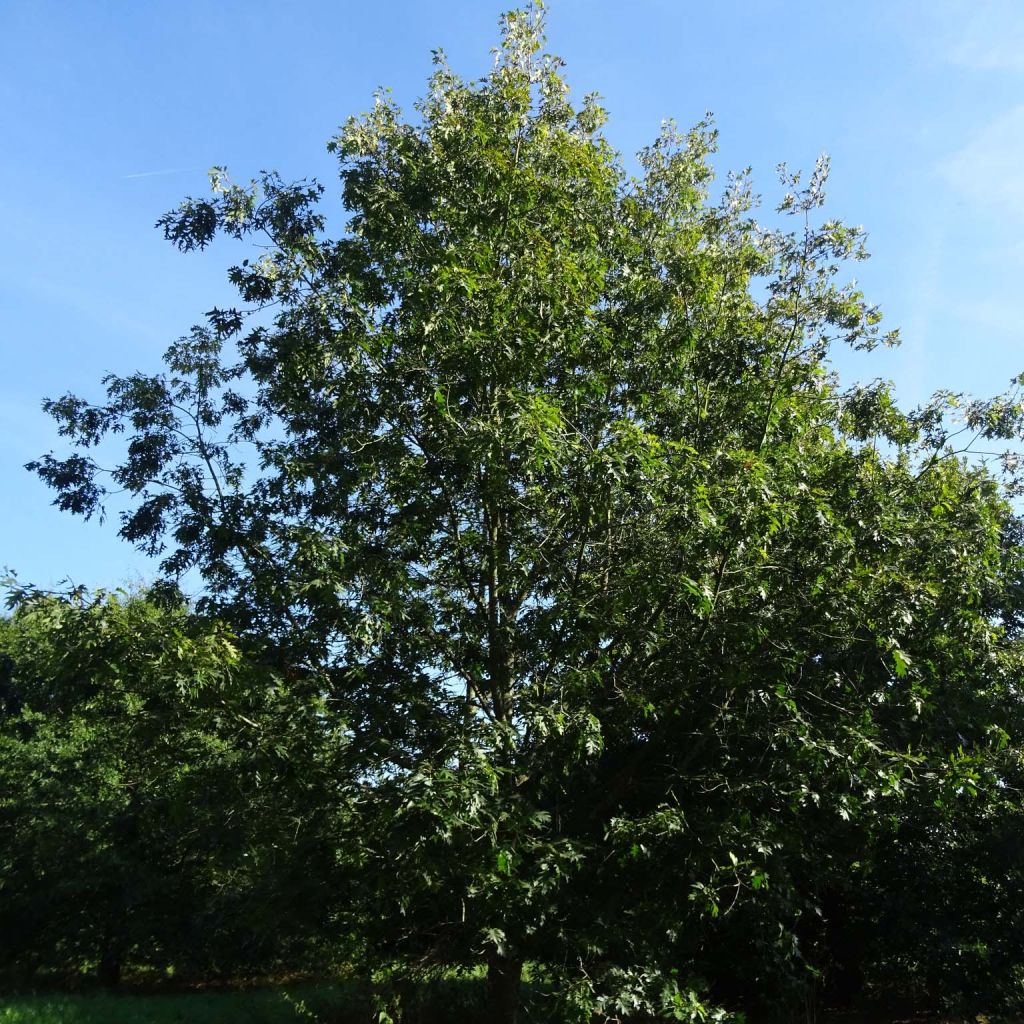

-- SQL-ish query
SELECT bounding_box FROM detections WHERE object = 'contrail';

[122,168,194,180]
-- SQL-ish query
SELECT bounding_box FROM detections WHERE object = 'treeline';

[3,585,1024,1019]
[0,590,346,986]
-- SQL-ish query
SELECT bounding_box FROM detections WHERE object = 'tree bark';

[486,953,523,1024]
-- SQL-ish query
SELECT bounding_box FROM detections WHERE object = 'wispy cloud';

[938,0,1024,71]
[121,167,194,180]
[950,37,1024,72]
[941,104,1024,222]
[948,29,1024,71]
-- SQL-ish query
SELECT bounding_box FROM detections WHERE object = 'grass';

[0,988,991,1024]
[0,985,363,1024]
[0,977,512,1024]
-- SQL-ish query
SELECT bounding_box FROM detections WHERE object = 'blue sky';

[1,0,1022,592]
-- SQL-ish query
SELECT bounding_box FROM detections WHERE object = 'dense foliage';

[0,590,344,984]
[17,6,1024,1020]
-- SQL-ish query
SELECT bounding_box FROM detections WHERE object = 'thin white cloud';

[948,32,1024,72]
[121,167,192,180]
[942,104,1024,222]
[938,0,1024,71]
[941,295,1023,339]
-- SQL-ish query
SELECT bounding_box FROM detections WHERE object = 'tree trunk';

[486,953,523,1024]
[98,946,121,988]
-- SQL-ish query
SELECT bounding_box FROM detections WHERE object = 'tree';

[0,586,346,984]
[29,6,1024,1019]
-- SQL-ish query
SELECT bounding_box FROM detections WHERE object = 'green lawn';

[0,987,984,1023]
[0,978,508,1024]
[0,986,362,1024]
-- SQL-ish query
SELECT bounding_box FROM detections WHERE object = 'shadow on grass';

[0,977,565,1024]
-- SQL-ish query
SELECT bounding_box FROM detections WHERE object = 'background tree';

[28,5,1024,1020]
[0,586,346,985]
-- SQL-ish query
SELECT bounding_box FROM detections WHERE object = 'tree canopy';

[25,6,1024,1021]
[0,586,344,985]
